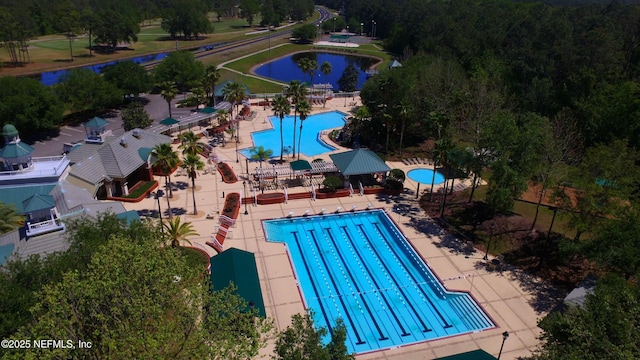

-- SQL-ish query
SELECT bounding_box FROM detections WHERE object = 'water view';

[253,52,377,91]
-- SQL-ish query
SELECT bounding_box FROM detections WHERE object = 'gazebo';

[83,117,111,143]
[0,124,34,171]
[329,148,391,187]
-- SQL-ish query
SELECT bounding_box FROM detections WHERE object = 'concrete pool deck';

[121,97,548,359]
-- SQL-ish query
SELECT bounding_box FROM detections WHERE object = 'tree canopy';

[102,61,152,98]
[0,77,64,135]
[535,275,640,360]
[0,214,273,359]
[152,51,206,90]
[54,68,122,114]
[161,0,213,39]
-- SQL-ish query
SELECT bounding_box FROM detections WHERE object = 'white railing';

[26,219,65,237]
[210,235,223,251]
[349,183,354,197]
[27,219,56,230]
[218,215,236,227]
[311,183,316,201]
[359,181,364,196]
[283,187,288,204]
[32,155,66,163]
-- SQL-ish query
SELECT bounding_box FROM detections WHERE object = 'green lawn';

[2,12,300,76]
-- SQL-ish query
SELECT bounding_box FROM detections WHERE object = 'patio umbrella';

[160,117,179,126]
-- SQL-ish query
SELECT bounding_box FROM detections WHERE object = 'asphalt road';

[26,6,335,157]
[28,94,194,157]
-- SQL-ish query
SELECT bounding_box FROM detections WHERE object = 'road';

[27,6,335,157]
[29,94,195,157]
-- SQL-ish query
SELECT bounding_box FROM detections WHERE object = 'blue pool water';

[264,210,494,354]
[253,52,376,90]
[408,168,446,185]
[240,110,346,158]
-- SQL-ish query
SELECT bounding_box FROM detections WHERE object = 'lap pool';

[263,210,495,354]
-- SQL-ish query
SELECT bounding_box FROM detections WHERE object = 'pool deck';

[121,97,548,359]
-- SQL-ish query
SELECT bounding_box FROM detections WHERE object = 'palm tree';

[250,146,274,168]
[396,100,412,157]
[152,143,180,217]
[187,86,206,111]
[225,126,236,143]
[271,95,290,162]
[320,61,332,107]
[0,202,24,234]
[163,217,199,248]
[285,80,307,158]
[297,58,318,86]
[160,81,178,118]
[181,153,205,215]
[296,99,312,160]
[179,131,205,156]
[216,109,230,127]
[222,81,246,143]
[203,64,220,106]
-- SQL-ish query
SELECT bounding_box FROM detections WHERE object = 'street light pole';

[153,190,165,238]
[497,331,509,360]
[243,181,249,215]
[484,223,496,261]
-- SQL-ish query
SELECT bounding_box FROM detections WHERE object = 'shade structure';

[84,116,109,128]
[435,350,496,360]
[290,159,312,172]
[329,148,391,176]
[160,117,179,126]
[209,248,266,317]
[199,107,216,114]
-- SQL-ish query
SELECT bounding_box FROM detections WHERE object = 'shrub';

[384,179,403,190]
[123,181,157,198]
[388,168,406,183]
[323,176,343,192]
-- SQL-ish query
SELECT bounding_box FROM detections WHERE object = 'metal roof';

[435,350,496,360]
[0,184,56,213]
[329,148,391,176]
[84,117,108,128]
[290,160,312,171]
[0,142,34,158]
[210,248,266,317]
[22,193,55,212]
[68,129,171,185]
[160,117,179,125]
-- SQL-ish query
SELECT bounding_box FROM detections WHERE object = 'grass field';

[0,12,302,77]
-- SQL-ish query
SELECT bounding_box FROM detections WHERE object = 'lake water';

[253,52,377,91]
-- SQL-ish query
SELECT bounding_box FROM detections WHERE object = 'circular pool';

[407,168,445,185]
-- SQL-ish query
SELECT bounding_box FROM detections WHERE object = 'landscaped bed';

[217,162,238,183]
[222,192,241,219]
[257,192,285,205]
[108,181,158,202]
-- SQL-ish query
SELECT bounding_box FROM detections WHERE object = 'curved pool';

[408,168,445,185]
[240,110,346,158]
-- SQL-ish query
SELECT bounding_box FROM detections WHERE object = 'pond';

[253,52,377,91]
[30,44,225,86]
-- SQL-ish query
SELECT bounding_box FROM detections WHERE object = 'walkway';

[120,96,550,360]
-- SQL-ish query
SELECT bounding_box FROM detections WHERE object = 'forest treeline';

[314,0,640,151]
